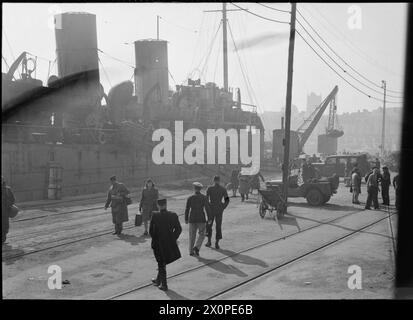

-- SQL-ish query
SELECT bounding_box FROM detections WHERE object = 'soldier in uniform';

[150,198,182,291]
[104,176,130,235]
[206,176,230,249]
[185,182,210,256]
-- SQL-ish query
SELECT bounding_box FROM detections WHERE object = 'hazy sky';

[2,2,407,114]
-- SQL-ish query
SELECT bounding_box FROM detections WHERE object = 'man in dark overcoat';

[381,166,391,206]
[150,198,182,291]
[104,176,130,235]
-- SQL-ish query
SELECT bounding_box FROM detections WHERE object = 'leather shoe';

[193,247,199,256]
[158,284,168,291]
[215,242,220,250]
[205,241,211,247]
[151,278,160,286]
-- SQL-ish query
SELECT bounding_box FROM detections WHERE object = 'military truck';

[265,175,340,206]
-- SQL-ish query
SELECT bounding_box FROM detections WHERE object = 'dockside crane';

[295,85,339,154]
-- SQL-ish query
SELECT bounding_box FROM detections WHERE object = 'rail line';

[107,208,395,300]
[206,212,396,300]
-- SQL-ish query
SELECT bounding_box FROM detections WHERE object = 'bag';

[9,204,19,218]
[135,213,142,227]
[349,186,353,193]
[124,196,132,206]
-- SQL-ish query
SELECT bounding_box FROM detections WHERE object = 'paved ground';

[2,171,397,299]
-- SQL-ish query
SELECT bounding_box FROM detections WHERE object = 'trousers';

[381,185,390,206]
[188,223,206,253]
[206,211,223,241]
[366,186,379,209]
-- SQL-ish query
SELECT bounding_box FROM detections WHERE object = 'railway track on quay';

[107,208,396,300]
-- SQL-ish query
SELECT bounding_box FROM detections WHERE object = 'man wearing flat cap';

[185,182,210,256]
[149,198,182,291]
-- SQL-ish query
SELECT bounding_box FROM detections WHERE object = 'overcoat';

[139,187,159,222]
[150,209,182,265]
[105,182,130,224]
[238,174,250,194]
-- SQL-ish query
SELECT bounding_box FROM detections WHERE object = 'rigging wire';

[296,19,403,100]
[227,21,256,109]
[296,9,403,97]
[187,12,206,78]
[228,20,264,114]
[97,49,135,69]
[296,29,403,104]
[198,20,223,81]
[229,3,290,24]
[98,57,112,88]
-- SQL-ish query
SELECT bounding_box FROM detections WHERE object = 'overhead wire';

[296,29,403,104]
[300,4,405,84]
[229,3,290,24]
[296,9,403,97]
[296,19,403,100]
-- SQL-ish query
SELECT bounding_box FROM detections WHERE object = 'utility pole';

[204,3,245,92]
[157,15,160,40]
[282,3,297,213]
[381,80,387,157]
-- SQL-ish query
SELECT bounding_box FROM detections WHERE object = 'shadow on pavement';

[117,233,148,246]
[164,289,190,300]
[2,244,26,265]
[277,215,301,231]
[216,248,268,268]
[289,202,359,212]
[196,256,248,277]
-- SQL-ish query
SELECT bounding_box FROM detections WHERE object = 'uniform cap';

[193,182,203,188]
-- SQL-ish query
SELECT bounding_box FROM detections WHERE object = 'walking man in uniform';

[185,182,210,256]
[206,176,230,249]
[104,176,130,235]
[381,166,391,206]
[150,198,182,291]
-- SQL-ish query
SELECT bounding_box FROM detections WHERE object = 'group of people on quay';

[349,163,399,210]
[103,174,231,291]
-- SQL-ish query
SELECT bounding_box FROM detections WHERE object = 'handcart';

[257,186,287,220]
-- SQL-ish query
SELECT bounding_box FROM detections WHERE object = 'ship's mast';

[205,3,244,92]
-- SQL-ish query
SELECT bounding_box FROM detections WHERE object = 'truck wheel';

[323,195,331,204]
[306,189,324,206]
[259,203,267,219]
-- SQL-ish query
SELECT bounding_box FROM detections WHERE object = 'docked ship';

[1,10,264,202]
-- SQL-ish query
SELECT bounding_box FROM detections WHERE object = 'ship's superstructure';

[2,11,264,201]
